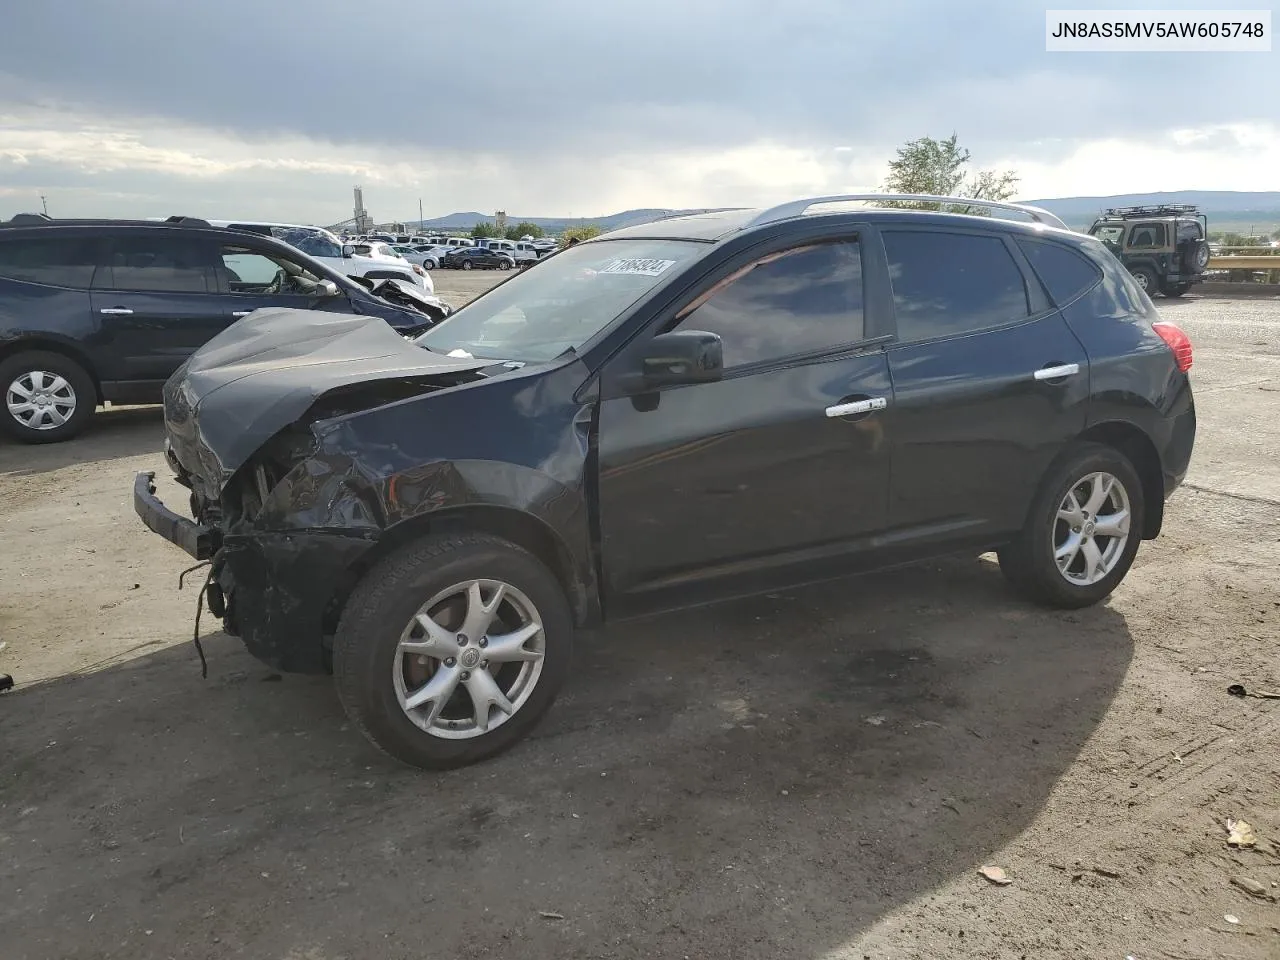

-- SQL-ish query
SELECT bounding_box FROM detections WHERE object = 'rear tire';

[333,533,574,770]
[0,350,97,444]
[998,442,1145,609]
[1130,266,1159,296]
[462,260,474,271]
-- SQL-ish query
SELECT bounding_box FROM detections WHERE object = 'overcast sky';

[0,0,1275,225]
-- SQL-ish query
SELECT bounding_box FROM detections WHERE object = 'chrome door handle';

[825,396,888,418]
[99,307,134,315]
[1033,363,1080,381]
[232,311,252,318]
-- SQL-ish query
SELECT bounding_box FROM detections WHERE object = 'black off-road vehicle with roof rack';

[1087,204,1211,298]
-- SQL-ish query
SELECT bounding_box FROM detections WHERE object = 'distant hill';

[411,191,1280,236]
[411,208,737,234]
[1024,191,1280,231]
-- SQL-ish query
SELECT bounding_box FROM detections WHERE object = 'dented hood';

[163,307,490,483]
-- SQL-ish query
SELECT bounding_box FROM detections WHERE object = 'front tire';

[333,533,574,770]
[998,442,1144,609]
[0,350,97,443]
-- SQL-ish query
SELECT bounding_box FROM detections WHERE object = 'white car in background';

[210,221,433,292]
[391,244,440,270]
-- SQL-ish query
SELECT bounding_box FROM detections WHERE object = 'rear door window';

[0,237,100,288]
[99,237,216,293]
[882,231,1030,343]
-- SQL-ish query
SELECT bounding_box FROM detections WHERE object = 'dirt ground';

[2,273,1278,960]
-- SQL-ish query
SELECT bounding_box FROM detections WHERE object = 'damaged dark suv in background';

[135,195,1196,770]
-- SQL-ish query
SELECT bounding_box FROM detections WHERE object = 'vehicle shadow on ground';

[0,405,164,475]
[0,556,1132,960]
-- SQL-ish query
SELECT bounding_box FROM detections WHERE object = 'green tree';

[560,225,601,245]
[470,221,498,239]
[505,221,544,240]
[882,134,1019,212]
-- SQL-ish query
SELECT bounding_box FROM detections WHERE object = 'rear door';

[90,233,224,386]
[876,227,1089,549]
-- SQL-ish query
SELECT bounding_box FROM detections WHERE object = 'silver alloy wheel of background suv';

[6,370,77,431]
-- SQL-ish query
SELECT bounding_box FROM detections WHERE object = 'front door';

[596,233,894,617]
[90,234,224,386]
[876,227,1090,549]
[211,243,349,322]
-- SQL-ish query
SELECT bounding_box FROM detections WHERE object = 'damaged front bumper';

[215,530,375,673]
[133,471,214,560]
[134,471,376,673]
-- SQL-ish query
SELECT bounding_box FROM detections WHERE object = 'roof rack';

[164,215,211,226]
[1100,204,1199,218]
[744,194,1069,230]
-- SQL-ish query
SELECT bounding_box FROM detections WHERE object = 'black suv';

[0,215,451,443]
[135,194,1197,770]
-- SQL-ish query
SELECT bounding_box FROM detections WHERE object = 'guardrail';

[1207,255,1280,270]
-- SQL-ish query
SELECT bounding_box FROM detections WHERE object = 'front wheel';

[998,442,1144,609]
[498,260,512,271]
[333,533,574,769]
[0,350,97,443]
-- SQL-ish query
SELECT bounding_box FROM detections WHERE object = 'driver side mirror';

[638,331,723,387]
[341,245,354,258]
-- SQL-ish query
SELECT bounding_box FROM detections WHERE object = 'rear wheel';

[462,260,474,271]
[998,442,1144,608]
[0,350,97,443]
[1130,266,1160,296]
[333,533,573,769]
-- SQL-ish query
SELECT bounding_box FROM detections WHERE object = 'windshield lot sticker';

[599,258,676,277]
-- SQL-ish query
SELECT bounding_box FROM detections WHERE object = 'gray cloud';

[2,0,1273,155]
[0,0,1275,221]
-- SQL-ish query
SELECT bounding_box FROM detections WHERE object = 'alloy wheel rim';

[393,579,545,740]
[1053,471,1132,586]
[7,370,77,430]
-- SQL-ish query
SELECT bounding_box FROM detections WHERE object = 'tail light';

[1152,321,1193,373]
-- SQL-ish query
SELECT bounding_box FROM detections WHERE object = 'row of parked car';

[373,236,559,271]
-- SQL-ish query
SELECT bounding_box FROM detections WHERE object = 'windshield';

[416,239,704,362]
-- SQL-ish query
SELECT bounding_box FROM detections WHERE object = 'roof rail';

[744,194,1069,231]
[165,215,212,226]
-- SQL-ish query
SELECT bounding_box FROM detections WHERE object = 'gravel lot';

[2,275,1278,960]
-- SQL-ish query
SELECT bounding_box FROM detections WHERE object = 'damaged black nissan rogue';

[135,195,1196,770]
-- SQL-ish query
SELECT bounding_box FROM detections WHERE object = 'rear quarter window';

[0,237,99,288]
[1016,239,1103,307]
